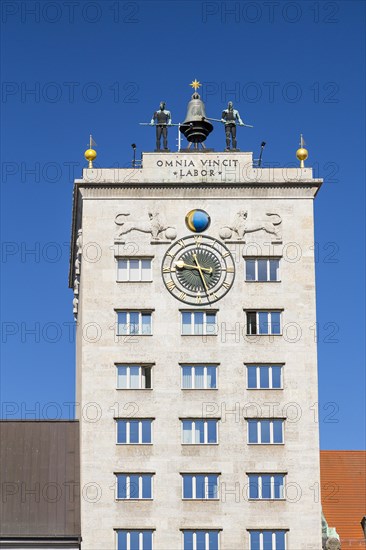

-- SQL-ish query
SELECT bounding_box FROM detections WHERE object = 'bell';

[180,92,213,144]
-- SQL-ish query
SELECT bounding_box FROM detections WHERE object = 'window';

[181,365,217,389]
[117,311,152,335]
[246,311,281,335]
[116,530,153,550]
[116,419,152,444]
[182,474,219,499]
[182,530,220,550]
[245,258,280,282]
[117,258,152,282]
[116,474,153,499]
[249,530,287,550]
[248,474,285,500]
[247,365,283,389]
[247,419,284,444]
[117,365,152,389]
[182,419,218,444]
[181,311,217,335]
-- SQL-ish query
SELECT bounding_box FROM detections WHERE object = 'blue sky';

[1,0,365,450]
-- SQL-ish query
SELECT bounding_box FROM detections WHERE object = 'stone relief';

[219,210,282,241]
[115,212,177,241]
[73,228,82,319]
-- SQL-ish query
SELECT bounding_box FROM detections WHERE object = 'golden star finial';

[190,79,201,92]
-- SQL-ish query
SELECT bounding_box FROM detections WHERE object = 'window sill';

[116,443,153,446]
[247,388,283,391]
[245,334,282,337]
[247,443,285,446]
[248,498,286,502]
[116,388,153,391]
[181,443,219,446]
[181,388,218,391]
[116,334,153,337]
[116,498,153,501]
[245,280,281,283]
[182,498,220,501]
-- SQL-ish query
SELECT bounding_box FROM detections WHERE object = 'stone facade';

[70,152,322,549]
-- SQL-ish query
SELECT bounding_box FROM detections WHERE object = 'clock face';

[162,235,235,305]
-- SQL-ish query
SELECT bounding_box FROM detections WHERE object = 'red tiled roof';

[320,451,366,548]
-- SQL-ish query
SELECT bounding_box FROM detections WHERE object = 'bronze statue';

[151,101,172,151]
[221,101,244,151]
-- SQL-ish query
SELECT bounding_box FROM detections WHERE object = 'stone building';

[68,141,323,550]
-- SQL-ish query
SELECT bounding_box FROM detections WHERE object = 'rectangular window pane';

[129,420,139,443]
[270,259,279,281]
[144,367,152,389]
[117,366,128,389]
[196,420,205,443]
[142,475,152,498]
[258,312,269,334]
[183,531,194,550]
[194,312,204,335]
[196,531,206,550]
[142,531,153,550]
[273,420,283,443]
[261,420,271,443]
[118,312,128,335]
[130,531,139,550]
[249,475,259,499]
[209,531,219,550]
[141,313,151,335]
[128,474,139,498]
[250,531,260,550]
[195,366,204,389]
[246,259,256,281]
[257,259,267,281]
[247,312,257,335]
[129,259,140,281]
[207,475,218,499]
[260,366,270,388]
[117,475,127,499]
[117,420,127,443]
[182,366,192,389]
[118,259,128,282]
[207,420,217,443]
[117,531,127,550]
[182,312,191,335]
[207,366,217,389]
[263,531,273,550]
[141,420,152,443]
[183,475,193,498]
[271,312,281,334]
[141,259,151,281]
[129,312,139,334]
[182,420,192,443]
[261,475,271,499]
[272,366,282,388]
[276,531,286,550]
[206,314,216,335]
[247,366,257,389]
[248,420,257,443]
[195,475,205,499]
[129,366,140,389]
[274,475,284,499]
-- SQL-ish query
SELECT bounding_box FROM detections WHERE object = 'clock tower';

[70,132,323,548]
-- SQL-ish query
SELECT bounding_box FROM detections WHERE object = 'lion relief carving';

[115,212,177,241]
[219,210,282,241]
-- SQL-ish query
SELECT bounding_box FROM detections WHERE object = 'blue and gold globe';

[185,209,211,233]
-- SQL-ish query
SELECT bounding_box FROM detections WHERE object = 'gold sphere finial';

[296,134,308,168]
[84,135,97,168]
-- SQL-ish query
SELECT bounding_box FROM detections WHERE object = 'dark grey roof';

[0,421,80,539]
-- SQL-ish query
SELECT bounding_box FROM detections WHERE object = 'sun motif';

[189,79,201,92]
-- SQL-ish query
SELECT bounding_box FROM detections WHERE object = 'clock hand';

[175,260,212,274]
[192,253,210,295]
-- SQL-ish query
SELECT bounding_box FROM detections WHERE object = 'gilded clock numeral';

[178,239,185,248]
[194,235,202,247]
[223,281,230,289]
[226,266,234,273]
[209,292,219,301]
[166,280,175,290]
[196,293,202,304]
[163,266,171,273]
[179,292,187,300]
[222,251,230,258]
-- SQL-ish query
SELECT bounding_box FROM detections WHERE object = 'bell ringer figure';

[151,101,172,151]
[221,101,245,151]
